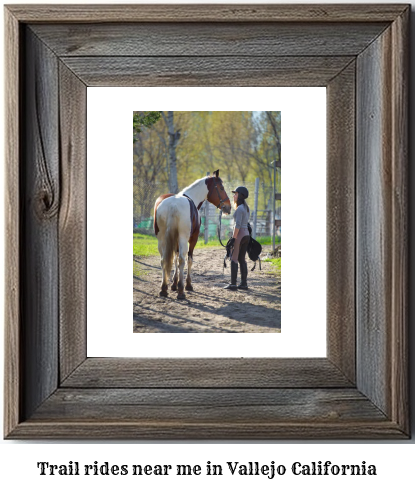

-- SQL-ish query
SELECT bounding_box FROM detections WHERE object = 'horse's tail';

[163,208,179,275]
[154,196,164,235]
[153,202,159,235]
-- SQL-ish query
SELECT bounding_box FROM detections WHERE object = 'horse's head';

[206,170,231,214]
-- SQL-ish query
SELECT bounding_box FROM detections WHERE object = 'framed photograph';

[4,4,409,439]
[130,108,284,334]
[87,87,326,358]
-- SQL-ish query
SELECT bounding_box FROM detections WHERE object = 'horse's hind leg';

[185,235,197,291]
[171,251,179,291]
[185,255,193,291]
[160,261,169,297]
[158,238,169,297]
[177,236,188,299]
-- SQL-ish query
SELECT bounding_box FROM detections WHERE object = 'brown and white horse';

[154,169,231,299]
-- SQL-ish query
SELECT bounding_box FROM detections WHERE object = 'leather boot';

[224,261,238,290]
[238,261,248,289]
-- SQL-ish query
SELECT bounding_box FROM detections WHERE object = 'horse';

[154,169,231,299]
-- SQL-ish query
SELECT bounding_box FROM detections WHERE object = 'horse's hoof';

[177,293,186,300]
[185,284,193,291]
[159,290,168,297]
[171,284,177,291]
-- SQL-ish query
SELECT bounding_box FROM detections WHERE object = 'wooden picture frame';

[4,4,409,439]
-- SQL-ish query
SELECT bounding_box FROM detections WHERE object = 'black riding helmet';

[231,186,249,199]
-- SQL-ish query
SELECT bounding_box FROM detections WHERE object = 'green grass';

[197,238,225,248]
[262,257,281,272]
[256,235,281,246]
[133,231,281,257]
[133,233,159,257]
[133,231,223,257]
[132,233,155,276]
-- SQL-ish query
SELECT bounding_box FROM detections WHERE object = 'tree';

[133,110,281,222]
[133,111,161,141]
[265,111,281,163]
[161,111,180,194]
[247,111,281,209]
[133,128,169,221]
[212,111,254,183]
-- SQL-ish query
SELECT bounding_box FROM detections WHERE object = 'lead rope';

[217,209,227,248]
[217,210,230,273]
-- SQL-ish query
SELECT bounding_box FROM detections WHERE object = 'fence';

[133,177,168,233]
[133,175,281,242]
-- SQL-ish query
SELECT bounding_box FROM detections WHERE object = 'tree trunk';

[266,111,281,162]
[163,111,180,194]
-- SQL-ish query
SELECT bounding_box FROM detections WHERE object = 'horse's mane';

[178,176,207,195]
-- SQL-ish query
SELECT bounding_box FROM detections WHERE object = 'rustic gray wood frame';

[4,4,409,439]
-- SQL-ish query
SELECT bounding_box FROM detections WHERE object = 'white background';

[87,87,326,357]
[1,0,414,486]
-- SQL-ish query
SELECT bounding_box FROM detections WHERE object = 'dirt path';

[133,246,281,333]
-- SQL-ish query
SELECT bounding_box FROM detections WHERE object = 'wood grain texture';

[62,358,353,388]
[4,6,21,438]
[21,28,60,420]
[4,5,410,440]
[8,411,406,440]
[58,63,87,382]
[356,17,408,431]
[7,422,406,440]
[31,22,388,57]
[32,388,386,423]
[326,62,356,383]
[6,4,409,23]
[7,421,406,440]
[389,8,409,432]
[60,56,354,87]
[356,29,391,417]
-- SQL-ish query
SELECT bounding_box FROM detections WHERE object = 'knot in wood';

[36,188,59,219]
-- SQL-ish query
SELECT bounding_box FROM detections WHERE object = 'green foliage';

[133,110,281,187]
[133,111,282,230]
[133,111,162,140]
